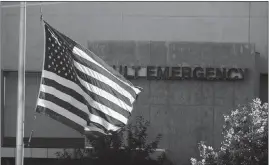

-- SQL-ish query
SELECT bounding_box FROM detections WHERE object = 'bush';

[191,98,268,165]
[55,116,172,165]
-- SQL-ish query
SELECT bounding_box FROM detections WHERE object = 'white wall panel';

[121,2,250,17]
[1,2,267,72]
[250,17,268,73]
[250,2,268,17]
[122,16,249,42]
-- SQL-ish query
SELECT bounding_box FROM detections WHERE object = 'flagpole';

[16,2,26,165]
[0,1,2,165]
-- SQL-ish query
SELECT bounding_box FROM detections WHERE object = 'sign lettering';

[112,65,247,81]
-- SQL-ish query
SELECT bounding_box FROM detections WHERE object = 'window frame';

[1,70,85,148]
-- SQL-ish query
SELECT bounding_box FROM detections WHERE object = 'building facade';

[1,2,268,165]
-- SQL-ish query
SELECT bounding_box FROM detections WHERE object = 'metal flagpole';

[16,1,26,165]
[0,1,2,165]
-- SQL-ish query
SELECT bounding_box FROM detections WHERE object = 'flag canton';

[44,27,78,83]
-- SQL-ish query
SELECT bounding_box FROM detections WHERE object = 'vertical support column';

[16,2,26,165]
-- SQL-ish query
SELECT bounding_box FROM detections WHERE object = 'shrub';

[191,98,268,165]
[55,116,172,165]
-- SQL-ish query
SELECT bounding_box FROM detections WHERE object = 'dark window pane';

[259,74,268,103]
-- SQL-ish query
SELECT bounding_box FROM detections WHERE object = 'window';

[1,71,83,148]
[259,74,268,103]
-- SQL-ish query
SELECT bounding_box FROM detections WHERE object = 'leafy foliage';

[191,98,268,165]
[55,116,172,165]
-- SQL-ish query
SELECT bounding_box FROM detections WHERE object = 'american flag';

[36,21,142,136]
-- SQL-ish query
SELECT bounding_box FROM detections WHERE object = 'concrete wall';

[88,41,258,164]
[0,2,266,165]
[1,2,268,72]
[2,41,258,165]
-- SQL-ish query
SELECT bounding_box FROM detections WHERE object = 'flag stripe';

[84,126,108,135]
[72,53,138,100]
[72,47,141,94]
[89,105,126,127]
[73,44,140,93]
[37,99,87,127]
[74,66,132,106]
[42,77,84,107]
[88,113,120,132]
[39,83,128,126]
[41,72,131,119]
[76,77,133,113]
[39,84,88,116]
[42,71,130,123]
[39,91,89,122]
[74,61,135,103]
[36,105,85,134]
[77,76,133,112]
[38,97,120,132]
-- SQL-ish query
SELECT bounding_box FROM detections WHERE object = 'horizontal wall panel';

[3,137,85,148]
[121,17,249,42]
[121,2,250,17]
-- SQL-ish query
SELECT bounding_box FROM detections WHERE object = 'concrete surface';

[1,2,268,72]
[3,41,258,165]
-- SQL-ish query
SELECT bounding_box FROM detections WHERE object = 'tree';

[55,116,172,165]
[191,98,268,165]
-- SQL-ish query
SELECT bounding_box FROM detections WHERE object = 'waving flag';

[36,21,142,136]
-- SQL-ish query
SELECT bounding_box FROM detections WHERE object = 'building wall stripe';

[1,147,165,158]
